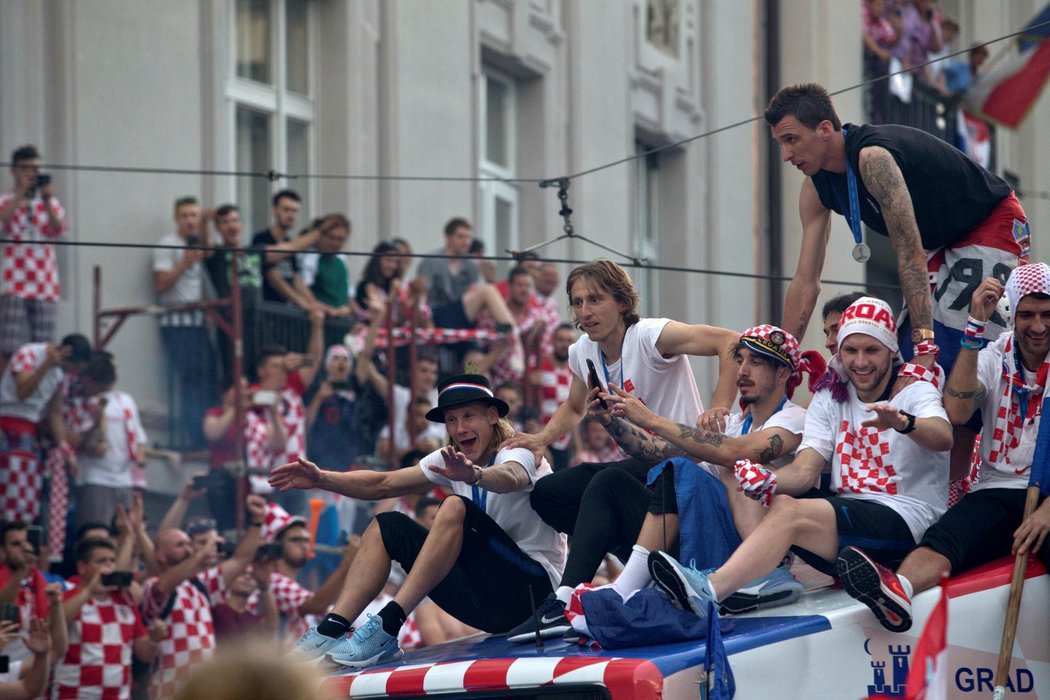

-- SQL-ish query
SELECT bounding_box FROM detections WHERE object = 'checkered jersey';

[246,570,315,651]
[53,591,147,700]
[835,421,898,495]
[0,449,43,522]
[537,359,573,450]
[279,387,306,464]
[0,193,66,300]
[141,569,222,699]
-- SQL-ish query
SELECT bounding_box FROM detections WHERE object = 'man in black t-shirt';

[250,189,320,311]
[763,83,1030,479]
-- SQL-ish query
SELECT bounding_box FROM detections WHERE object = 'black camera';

[100,571,133,588]
[186,234,200,247]
[191,474,209,490]
[255,543,284,561]
[36,173,51,188]
[329,379,353,391]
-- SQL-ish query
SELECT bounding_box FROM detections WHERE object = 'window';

[229,0,315,235]
[479,70,519,278]
[633,146,660,316]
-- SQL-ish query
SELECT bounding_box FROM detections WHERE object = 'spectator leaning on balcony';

[252,189,320,312]
[299,213,356,319]
[766,82,1030,483]
[153,196,217,450]
[0,144,69,370]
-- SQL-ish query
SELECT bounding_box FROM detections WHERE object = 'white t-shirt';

[800,381,950,543]
[378,385,442,456]
[78,390,147,489]
[972,331,1040,492]
[0,343,64,423]
[418,446,567,588]
[715,399,808,473]
[568,318,703,427]
[152,232,204,325]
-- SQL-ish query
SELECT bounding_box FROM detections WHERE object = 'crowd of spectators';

[0,145,638,695]
[861,0,988,124]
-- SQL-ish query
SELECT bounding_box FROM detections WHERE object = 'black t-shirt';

[204,246,262,300]
[810,123,1012,250]
[251,229,300,303]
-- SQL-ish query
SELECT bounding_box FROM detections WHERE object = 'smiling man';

[270,373,567,668]
[839,264,1050,633]
[647,297,953,625]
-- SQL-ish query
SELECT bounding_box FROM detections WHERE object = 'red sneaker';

[836,546,912,632]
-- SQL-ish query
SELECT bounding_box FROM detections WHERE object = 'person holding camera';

[247,506,357,653]
[152,195,217,450]
[140,494,266,699]
[0,145,68,367]
[210,552,277,646]
[54,536,167,700]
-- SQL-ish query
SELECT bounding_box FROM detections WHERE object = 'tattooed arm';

[603,415,692,465]
[858,146,933,363]
[943,277,999,424]
[782,178,832,341]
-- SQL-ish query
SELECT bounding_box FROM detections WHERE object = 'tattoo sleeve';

[860,148,933,331]
[676,424,727,448]
[605,417,689,465]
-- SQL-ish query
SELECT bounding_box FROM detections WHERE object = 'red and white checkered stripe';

[280,388,306,465]
[733,459,777,507]
[1005,262,1050,311]
[538,361,573,450]
[0,449,43,522]
[322,655,665,700]
[46,445,70,558]
[351,325,512,349]
[835,422,898,495]
[897,362,942,388]
[246,570,314,651]
[141,575,217,698]
[53,592,147,699]
[0,193,66,301]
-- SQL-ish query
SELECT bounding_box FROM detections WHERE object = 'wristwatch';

[911,328,936,343]
[469,465,484,485]
[895,410,917,434]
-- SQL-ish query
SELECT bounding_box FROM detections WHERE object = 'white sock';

[706,575,720,603]
[612,545,652,599]
[897,574,914,600]
[554,585,574,606]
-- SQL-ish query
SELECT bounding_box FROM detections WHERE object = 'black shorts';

[432,299,471,329]
[791,495,916,577]
[920,487,1050,572]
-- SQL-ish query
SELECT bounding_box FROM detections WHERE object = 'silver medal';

[852,242,871,263]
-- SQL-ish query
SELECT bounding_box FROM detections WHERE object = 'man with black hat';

[270,373,567,669]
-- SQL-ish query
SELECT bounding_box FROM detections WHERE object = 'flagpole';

[990,484,1040,700]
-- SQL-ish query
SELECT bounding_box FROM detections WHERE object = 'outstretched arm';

[270,457,434,501]
[782,178,831,341]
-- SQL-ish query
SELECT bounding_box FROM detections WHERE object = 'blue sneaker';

[325,614,404,669]
[289,625,347,662]
[647,551,715,620]
[720,564,803,614]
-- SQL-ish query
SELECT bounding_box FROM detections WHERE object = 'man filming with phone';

[54,536,167,699]
[0,144,68,370]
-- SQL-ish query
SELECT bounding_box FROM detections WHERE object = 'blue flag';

[1027,394,1050,496]
[702,601,734,700]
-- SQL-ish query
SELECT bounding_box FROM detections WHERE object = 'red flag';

[964,40,1050,128]
[904,578,949,700]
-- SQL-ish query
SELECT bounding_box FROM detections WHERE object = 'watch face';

[911,329,935,342]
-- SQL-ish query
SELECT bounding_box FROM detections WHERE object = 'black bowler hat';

[425,374,510,423]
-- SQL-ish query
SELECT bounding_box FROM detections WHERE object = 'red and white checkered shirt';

[0,193,67,300]
[1,343,65,423]
[246,570,315,651]
[536,359,574,450]
[279,387,306,464]
[53,590,147,700]
[141,568,223,699]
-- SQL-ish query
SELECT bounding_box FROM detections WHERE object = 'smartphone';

[36,173,51,188]
[186,234,200,247]
[585,359,609,410]
[190,474,209,490]
[255,542,283,561]
[25,526,43,554]
[299,355,314,367]
[0,655,8,674]
[252,389,278,407]
[1,604,19,626]
[100,571,133,588]
[329,379,352,391]
[216,540,237,558]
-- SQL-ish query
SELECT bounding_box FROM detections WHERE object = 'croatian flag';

[904,578,949,700]
[963,2,1050,128]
